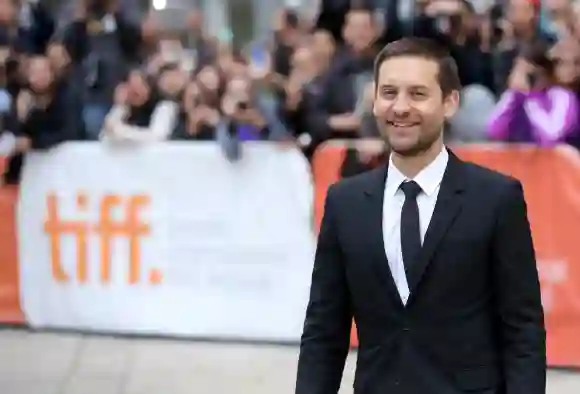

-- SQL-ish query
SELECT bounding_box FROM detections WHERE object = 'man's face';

[311,30,335,62]
[373,56,458,157]
[343,11,375,53]
[158,68,187,97]
[507,0,536,30]
[28,57,54,93]
[0,0,14,24]
[197,66,220,92]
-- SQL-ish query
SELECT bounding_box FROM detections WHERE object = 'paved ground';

[0,328,578,394]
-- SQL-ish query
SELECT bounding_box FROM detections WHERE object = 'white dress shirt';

[99,101,179,143]
[383,147,449,305]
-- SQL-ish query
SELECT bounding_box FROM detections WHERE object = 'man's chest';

[382,191,439,245]
[337,190,497,307]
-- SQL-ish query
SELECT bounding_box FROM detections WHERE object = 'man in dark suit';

[295,37,546,394]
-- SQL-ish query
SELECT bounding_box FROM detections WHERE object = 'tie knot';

[400,180,422,199]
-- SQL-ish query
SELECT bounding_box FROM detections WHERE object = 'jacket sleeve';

[296,184,352,394]
[492,180,546,394]
[487,89,526,141]
[62,20,89,62]
[23,111,75,150]
[114,12,142,61]
[523,87,580,145]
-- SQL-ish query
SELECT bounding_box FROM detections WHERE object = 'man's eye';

[411,91,427,99]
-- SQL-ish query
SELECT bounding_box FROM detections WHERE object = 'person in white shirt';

[296,37,545,394]
[100,69,178,143]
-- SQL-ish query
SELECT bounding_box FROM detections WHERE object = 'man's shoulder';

[326,159,523,202]
[326,167,384,201]
[461,160,521,193]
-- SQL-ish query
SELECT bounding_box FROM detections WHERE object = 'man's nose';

[392,94,411,115]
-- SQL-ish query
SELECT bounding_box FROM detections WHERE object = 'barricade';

[13,142,315,341]
[2,141,580,367]
[311,141,580,368]
[0,156,25,324]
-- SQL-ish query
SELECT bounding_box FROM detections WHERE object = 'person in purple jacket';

[487,40,580,148]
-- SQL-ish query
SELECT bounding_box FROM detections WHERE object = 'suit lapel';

[363,162,405,310]
[407,151,466,301]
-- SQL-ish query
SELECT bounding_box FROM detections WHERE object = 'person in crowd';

[0,28,20,98]
[407,0,498,142]
[45,38,87,139]
[0,0,578,174]
[415,0,495,93]
[156,62,188,100]
[0,0,54,56]
[296,37,545,394]
[282,43,325,158]
[0,28,14,116]
[99,68,178,143]
[172,80,220,141]
[305,7,378,144]
[315,0,350,44]
[551,38,580,97]
[171,63,224,141]
[14,54,81,149]
[492,0,556,93]
[185,9,217,72]
[0,34,14,158]
[354,80,380,139]
[46,40,71,78]
[272,8,303,82]
[487,40,580,148]
[332,6,378,83]
[195,64,224,108]
[2,55,81,183]
[216,74,291,160]
[541,0,576,40]
[16,0,55,54]
[62,0,143,139]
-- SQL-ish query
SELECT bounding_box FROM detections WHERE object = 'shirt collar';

[385,147,449,197]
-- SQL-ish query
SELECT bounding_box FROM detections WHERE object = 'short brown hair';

[373,37,461,96]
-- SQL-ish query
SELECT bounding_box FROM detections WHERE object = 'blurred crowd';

[1,0,580,184]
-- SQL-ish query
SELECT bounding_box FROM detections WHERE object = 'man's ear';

[444,89,460,120]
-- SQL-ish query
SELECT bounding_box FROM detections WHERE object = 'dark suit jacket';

[295,150,546,394]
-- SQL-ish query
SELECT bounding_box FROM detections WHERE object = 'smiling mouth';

[387,121,420,128]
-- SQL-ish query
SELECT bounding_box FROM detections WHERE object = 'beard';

[378,118,443,157]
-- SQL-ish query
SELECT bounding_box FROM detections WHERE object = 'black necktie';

[400,181,422,278]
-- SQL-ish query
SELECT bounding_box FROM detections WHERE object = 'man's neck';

[391,141,444,179]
